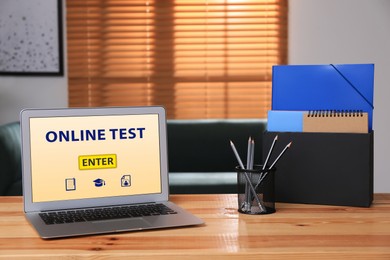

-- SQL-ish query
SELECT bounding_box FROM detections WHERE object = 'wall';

[0,0,68,124]
[0,0,389,192]
[289,0,390,192]
[0,76,67,123]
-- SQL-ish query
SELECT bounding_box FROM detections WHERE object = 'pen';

[230,140,265,212]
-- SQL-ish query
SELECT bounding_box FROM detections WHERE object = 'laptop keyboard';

[39,203,177,225]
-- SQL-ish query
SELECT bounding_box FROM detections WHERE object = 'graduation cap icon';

[93,178,105,187]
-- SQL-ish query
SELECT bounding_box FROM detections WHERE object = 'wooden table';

[1,194,390,259]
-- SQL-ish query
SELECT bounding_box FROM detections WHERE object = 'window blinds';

[67,0,287,119]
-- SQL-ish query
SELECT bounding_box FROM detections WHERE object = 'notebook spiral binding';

[307,110,365,117]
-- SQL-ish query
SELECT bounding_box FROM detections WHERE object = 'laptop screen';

[28,113,162,203]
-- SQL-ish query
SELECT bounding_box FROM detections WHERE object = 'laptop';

[20,106,203,239]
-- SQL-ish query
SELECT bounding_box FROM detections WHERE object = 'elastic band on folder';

[330,64,374,109]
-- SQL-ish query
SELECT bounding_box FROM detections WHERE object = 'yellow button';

[79,154,117,170]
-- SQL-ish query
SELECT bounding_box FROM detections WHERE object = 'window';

[67,0,288,119]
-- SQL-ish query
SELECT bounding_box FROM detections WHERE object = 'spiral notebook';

[267,110,368,133]
[303,110,368,133]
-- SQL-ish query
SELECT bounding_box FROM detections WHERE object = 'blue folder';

[272,64,374,131]
[267,110,303,132]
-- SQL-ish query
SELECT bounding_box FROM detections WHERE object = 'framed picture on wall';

[0,0,63,76]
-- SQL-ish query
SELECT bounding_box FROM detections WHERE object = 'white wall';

[0,0,68,124]
[0,76,67,122]
[0,0,389,192]
[289,0,390,192]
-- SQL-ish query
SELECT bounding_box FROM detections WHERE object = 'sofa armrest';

[169,172,237,194]
[0,122,22,195]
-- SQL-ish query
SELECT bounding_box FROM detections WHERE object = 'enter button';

[79,154,117,170]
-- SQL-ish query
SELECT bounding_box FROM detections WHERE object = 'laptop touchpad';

[92,218,151,230]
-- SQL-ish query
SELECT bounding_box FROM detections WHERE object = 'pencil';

[246,138,255,206]
[250,139,255,170]
[255,141,292,188]
[246,137,252,170]
[245,137,252,207]
[268,141,292,170]
[230,140,265,211]
[262,135,278,170]
[230,140,245,169]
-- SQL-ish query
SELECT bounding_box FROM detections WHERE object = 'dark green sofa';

[0,119,267,195]
[167,120,267,193]
[0,122,22,195]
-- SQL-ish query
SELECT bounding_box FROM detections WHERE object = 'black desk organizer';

[263,131,374,207]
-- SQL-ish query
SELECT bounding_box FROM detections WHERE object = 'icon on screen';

[65,178,76,191]
[93,178,106,187]
[121,175,131,187]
